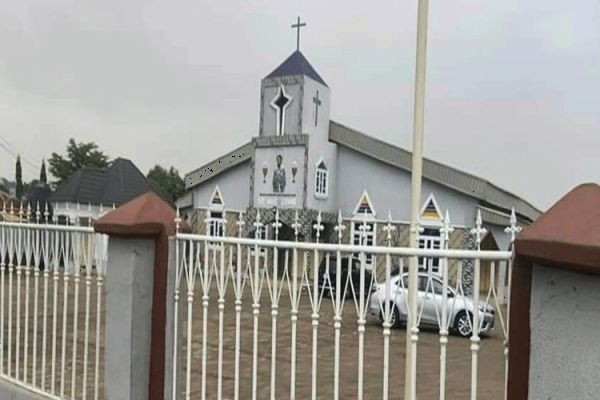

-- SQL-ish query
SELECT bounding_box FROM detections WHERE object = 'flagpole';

[404,0,429,398]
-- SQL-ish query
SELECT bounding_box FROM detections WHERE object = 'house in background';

[179,47,542,299]
[50,158,167,226]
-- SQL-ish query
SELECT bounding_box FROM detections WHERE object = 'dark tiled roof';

[50,158,165,207]
[265,51,328,87]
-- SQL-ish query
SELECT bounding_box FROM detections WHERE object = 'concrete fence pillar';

[95,192,183,400]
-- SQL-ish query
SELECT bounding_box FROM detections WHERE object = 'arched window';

[207,186,225,237]
[351,191,376,268]
[315,159,328,198]
[418,193,443,274]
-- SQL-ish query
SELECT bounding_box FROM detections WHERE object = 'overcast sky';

[0,0,598,210]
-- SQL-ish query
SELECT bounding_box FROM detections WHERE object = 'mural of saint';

[272,154,286,193]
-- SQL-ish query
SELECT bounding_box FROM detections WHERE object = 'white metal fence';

[171,209,520,400]
[0,207,107,399]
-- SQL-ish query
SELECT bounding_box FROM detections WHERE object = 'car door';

[417,276,437,325]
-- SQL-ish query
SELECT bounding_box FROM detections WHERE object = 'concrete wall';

[335,146,480,227]
[191,161,251,212]
[528,263,600,400]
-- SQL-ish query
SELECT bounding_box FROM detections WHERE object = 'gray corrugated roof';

[50,158,166,206]
[329,121,541,222]
[264,51,328,87]
[184,142,253,189]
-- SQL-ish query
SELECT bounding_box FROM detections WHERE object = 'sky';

[0,0,598,211]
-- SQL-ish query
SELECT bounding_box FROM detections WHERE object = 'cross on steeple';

[291,17,306,52]
[313,90,321,126]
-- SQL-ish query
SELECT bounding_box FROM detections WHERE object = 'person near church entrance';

[273,154,286,193]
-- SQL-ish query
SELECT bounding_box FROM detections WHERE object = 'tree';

[15,156,23,199]
[40,159,48,184]
[147,165,185,203]
[48,139,110,184]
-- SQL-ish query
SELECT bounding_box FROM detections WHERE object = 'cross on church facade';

[313,90,321,126]
[291,17,306,51]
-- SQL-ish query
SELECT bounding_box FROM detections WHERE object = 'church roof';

[264,51,328,87]
[329,121,542,222]
[184,142,253,189]
[51,158,169,206]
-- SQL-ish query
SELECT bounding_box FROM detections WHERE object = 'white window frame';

[420,193,443,224]
[351,220,376,269]
[418,227,442,275]
[314,158,328,199]
[207,211,225,238]
[350,190,377,269]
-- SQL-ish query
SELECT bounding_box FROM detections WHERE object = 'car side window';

[397,276,409,288]
[431,279,443,295]
[418,277,429,291]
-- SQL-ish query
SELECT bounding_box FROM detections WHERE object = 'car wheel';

[454,311,473,337]
[383,303,403,329]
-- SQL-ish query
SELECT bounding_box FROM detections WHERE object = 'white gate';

[169,209,519,400]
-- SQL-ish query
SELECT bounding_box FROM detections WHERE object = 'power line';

[0,141,40,174]
[0,135,41,172]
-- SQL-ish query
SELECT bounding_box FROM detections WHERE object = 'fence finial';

[334,210,346,243]
[471,209,487,248]
[253,209,263,239]
[236,211,245,238]
[440,210,454,247]
[26,202,32,223]
[504,207,522,244]
[174,206,181,234]
[383,210,396,243]
[313,210,324,242]
[291,209,301,241]
[272,208,282,240]
[35,202,41,224]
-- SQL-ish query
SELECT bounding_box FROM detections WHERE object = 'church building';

[178,38,540,297]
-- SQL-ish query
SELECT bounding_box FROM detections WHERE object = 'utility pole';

[404,0,430,399]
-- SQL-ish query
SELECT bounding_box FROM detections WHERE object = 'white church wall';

[302,77,338,212]
[191,162,251,211]
[260,76,303,136]
[335,146,480,226]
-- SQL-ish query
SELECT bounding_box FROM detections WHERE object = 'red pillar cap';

[94,191,189,237]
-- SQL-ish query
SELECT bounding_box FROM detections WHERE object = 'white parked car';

[369,273,496,337]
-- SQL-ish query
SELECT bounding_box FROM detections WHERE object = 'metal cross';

[471,210,487,248]
[504,207,522,244]
[313,90,321,126]
[291,16,306,51]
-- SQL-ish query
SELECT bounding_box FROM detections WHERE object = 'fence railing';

[171,209,519,400]
[0,217,107,400]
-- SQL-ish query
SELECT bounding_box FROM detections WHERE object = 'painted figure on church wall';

[272,154,286,193]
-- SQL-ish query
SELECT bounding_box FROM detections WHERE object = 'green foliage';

[147,165,185,202]
[40,159,48,184]
[15,156,23,199]
[48,139,110,184]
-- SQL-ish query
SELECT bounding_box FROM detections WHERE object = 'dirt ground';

[180,282,508,400]
[0,269,507,400]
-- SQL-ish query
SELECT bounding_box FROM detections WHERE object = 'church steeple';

[264,50,328,87]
